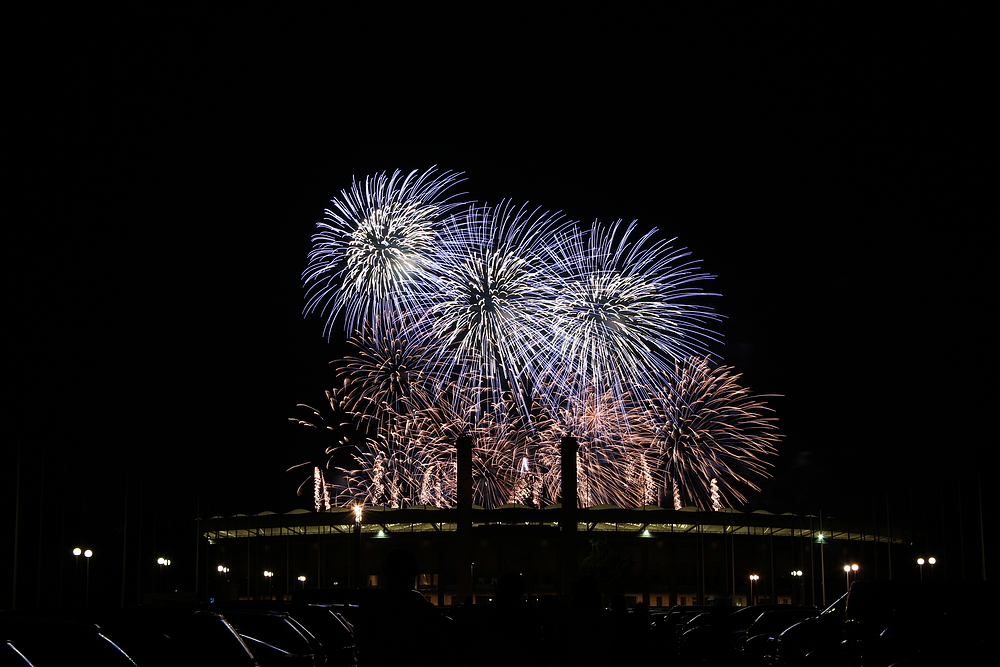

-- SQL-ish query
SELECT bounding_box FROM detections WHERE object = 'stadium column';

[456,436,473,604]
[560,436,579,597]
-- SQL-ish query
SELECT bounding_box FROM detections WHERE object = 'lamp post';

[353,504,363,589]
[843,564,858,591]
[217,565,229,601]
[749,574,759,606]
[84,549,93,609]
[816,533,827,606]
[72,548,82,609]
[917,557,936,581]
[298,575,307,590]
[917,558,924,581]
[791,570,803,605]
[264,571,274,600]
[157,557,171,593]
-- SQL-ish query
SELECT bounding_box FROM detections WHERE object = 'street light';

[749,574,760,606]
[298,575,307,589]
[917,557,937,581]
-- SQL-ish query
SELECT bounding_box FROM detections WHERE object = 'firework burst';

[420,201,578,422]
[540,219,721,417]
[296,170,779,511]
[632,356,781,509]
[334,321,451,428]
[533,382,656,508]
[303,167,468,338]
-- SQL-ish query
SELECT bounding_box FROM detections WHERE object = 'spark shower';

[293,168,779,511]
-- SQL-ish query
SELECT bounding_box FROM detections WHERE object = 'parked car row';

[651,580,994,667]
[649,602,820,665]
[5,581,990,666]
[782,580,993,666]
[1,601,359,667]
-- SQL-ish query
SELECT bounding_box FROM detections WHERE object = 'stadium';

[197,439,901,609]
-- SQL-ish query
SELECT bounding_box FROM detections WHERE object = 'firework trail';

[297,169,779,511]
[334,410,456,509]
[331,389,547,509]
[285,394,354,511]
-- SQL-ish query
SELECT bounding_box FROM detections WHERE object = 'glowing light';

[845,564,859,590]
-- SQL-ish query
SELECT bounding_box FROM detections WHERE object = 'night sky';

[7,7,991,606]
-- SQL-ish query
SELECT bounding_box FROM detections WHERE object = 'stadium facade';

[198,440,901,607]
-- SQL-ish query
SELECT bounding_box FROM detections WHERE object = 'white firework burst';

[303,167,468,338]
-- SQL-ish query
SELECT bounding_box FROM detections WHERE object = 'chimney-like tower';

[456,435,473,528]
[560,436,579,596]
[456,435,473,604]
[560,436,578,512]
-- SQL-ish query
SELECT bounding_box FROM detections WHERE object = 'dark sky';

[7,7,991,603]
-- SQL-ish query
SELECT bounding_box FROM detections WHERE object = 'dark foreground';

[1,581,992,666]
